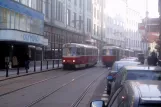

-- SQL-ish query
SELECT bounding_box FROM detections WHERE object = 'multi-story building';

[105,0,127,47]
[12,0,90,59]
[0,0,48,69]
[125,7,142,54]
[104,0,144,56]
[92,0,105,48]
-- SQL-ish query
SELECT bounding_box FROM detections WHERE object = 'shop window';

[0,8,10,28]
[15,12,20,30]
[10,11,15,29]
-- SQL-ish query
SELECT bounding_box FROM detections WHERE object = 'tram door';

[113,49,119,61]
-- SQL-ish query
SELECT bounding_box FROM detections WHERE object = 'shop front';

[0,30,48,69]
[0,0,47,69]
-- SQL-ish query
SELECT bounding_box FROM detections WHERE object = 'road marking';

[102,94,108,97]
[105,102,107,105]
[105,88,107,91]
[101,97,108,101]
[104,91,106,93]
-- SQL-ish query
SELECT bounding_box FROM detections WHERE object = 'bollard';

[58,60,59,68]
[6,67,9,77]
[53,60,54,68]
[17,65,19,75]
[26,68,28,73]
[40,60,42,71]
[5,62,9,77]
[34,60,36,72]
[47,60,48,69]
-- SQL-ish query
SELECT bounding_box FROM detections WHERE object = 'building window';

[15,13,20,30]
[56,0,63,22]
[36,0,42,12]
[45,0,49,18]
[94,24,96,35]
[67,9,71,26]
[74,12,77,28]
[20,0,29,6]
[0,6,43,34]
[31,0,37,10]
[87,18,91,33]
[97,26,99,36]
[79,0,82,8]
[97,10,99,20]
[79,15,82,30]
[10,11,15,29]
[74,0,77,6]
[94,8,96,18]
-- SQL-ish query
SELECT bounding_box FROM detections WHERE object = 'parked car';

[120,57,138,62]
[106,61,140,94]
[90,80,161,107]
[110,65,161,95]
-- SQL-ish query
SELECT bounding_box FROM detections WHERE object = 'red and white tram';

[102,46,122,67]
[62,43,98,69]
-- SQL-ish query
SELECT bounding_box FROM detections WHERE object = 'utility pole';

[159,0,161,59]
[100,0,104,61]
[145,0,149,57]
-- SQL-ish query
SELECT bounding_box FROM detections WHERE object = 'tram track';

[0,70,64,87]
[25,69,101,107]
[0,71,72,97]
[0,67,96,98]
[70,71,105,107]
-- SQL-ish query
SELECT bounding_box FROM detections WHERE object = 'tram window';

[77,48,81,55]
[90,49,92,55]
[103,49,106,55]
[113,49,116,56]
[81,47,85,55]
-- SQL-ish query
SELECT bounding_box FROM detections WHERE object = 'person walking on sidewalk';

[24,53,30,71]
[148,51,158,66]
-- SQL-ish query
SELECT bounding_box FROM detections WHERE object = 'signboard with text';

[0,30,48,46]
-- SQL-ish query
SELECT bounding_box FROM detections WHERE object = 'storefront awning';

[0,30,48,46]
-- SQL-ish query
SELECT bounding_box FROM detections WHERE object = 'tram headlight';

[73,60,75,63]
[63,60,65,62]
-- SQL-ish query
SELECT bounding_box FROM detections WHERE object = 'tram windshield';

[63,47,77,56]
[102,49,114,56]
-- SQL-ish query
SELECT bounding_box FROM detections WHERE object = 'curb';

[0,67,62,82]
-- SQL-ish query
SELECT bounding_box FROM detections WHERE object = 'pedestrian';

[24,53,30,70]
[148,51,158,66]
[12,56,18,67]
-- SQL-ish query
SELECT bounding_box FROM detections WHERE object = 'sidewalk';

[0,64,62,81]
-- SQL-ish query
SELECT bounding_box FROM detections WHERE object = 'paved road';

[0,65,109,107]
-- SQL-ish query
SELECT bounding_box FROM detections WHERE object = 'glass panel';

[15,12,20,30]
[63,47,77,56]
[26,16,31,32]
[127,71,161,80]
[10,11,15,29]
[0,8,10,29]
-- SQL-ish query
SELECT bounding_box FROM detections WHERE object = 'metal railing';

[4,59,62,77]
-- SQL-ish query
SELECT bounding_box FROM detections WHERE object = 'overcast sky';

[128,0,159,18]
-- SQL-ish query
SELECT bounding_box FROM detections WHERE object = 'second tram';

[102,46,122,67]
[62,43,98,69]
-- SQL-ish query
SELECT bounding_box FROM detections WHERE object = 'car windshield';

[139,104,161,107]
[112,62,139,71]
[127,70,161,80]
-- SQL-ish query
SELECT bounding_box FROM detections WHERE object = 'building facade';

[105,0,127,48]
[104,0,144,56]
[0,0,48,69]
[125,8,142,54]
[91,0,105,48]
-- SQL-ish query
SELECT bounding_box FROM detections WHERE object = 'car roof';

[115,61,140,64]
[124,65,161,71]
[128,80,161,99]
